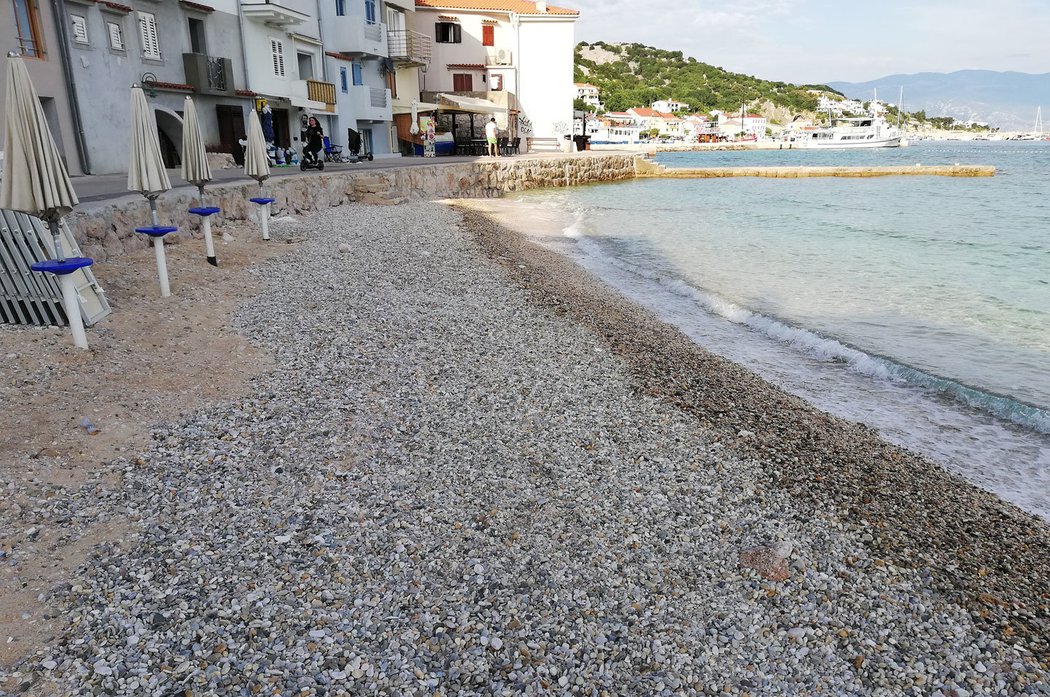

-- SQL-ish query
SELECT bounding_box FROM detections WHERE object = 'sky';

[568,0,1050,84]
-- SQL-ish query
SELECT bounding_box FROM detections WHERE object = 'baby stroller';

[346,128,374,163]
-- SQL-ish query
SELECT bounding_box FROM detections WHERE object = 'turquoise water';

[514,142,1050,518]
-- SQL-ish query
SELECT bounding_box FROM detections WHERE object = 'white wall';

[413,11,517,96]
[517,17,574,139]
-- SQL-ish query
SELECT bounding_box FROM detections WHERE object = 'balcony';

[348,85,391,122]
[328,15,387,57]
[183,53,235,96]
[240,0,307,26]
[388,29,430,67]
[290,79,337,112]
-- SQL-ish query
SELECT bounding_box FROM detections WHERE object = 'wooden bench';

[526,137,562,152]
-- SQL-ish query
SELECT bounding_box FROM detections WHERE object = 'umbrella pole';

[59,274,88,349]
[147,195,171,297]
[148,196,160,228]
[154,236,171,298]
[259,183,271,241]
[198,185,217,266]
[47,219,66,263]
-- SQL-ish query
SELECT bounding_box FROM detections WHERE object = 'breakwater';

[635,159,996,178]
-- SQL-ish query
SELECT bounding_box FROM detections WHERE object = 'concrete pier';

[634,159,997,178]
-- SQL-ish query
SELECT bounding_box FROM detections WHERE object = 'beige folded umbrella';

[1,53,78,251]
[128,84,175,296]
[1,52,89,348]
[181,96,219,266]
[244,109,274,240]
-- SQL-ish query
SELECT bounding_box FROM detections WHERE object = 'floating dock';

[635,159,996,178]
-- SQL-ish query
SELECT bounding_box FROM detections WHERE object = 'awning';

[436,93,503,114]
[392,100,439,115]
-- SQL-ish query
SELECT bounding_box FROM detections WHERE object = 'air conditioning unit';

[495,48,511,65]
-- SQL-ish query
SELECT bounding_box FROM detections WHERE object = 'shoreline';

[0,199,1047,694]
[453,201,1050,665]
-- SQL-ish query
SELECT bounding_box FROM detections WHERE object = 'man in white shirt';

[485,118,499,158]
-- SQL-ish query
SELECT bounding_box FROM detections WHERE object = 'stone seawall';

[70,155,640,263]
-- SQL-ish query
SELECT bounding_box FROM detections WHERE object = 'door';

[216,105,245,163]
[271,108,291,148]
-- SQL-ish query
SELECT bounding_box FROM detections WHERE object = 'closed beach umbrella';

[245,108,271,182]
[181,96,220,266]
[128,84,176,297]
[1,52,90,348]
[245,109,274,241]
[128,86,171,199]
[410,99,420,135]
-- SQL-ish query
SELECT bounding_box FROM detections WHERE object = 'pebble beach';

[1,200,1048,696]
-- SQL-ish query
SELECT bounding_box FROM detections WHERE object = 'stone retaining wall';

[70,154,640,262]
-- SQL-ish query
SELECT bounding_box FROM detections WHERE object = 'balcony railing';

[308,79,336,105]
[388,29,430,66]
[348,85,391,121]
[183,53,235,96]
[329,15,388,57]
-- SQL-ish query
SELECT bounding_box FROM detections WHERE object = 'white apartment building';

[239,0,335,157]
[651,99,688,114]
[575,82,601,108]
[318,0,399,157]
[413,0,579,141]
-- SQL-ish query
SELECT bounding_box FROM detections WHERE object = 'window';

[106,20,125,51]
[297,51,313,80]
[187,17,206,54]
[12,0,44,57]
[489,73,502,91]
[452,73,472,91]
[482,24,494,47]
[270,38,285,77]
[137,11,160,59]
[435,21,460,43]
[70,13,88,44]
[351,62,362,86]
[340,66,348,93]
[364,0,375,24]
[334,0,344,16]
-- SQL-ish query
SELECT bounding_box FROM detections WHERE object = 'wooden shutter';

[138,12,159,58]
[107,21,124,50]
[452,23,461,43]
[70,14,88,43]
[453,73,472,91]
[482,25,493,47]
[271,39,285,77]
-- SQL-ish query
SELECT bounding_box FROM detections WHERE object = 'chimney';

[536,1,547,11]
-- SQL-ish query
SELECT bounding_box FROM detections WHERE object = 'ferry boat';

[792,115,902,149]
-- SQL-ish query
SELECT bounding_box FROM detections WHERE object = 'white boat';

[793,115,901,149]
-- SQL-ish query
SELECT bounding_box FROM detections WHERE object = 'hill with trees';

[575,42,840,121]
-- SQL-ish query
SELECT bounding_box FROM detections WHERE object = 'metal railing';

[205,56,227,91]
[387,29,431,64]
[183,53,234,95]
[308,79,337,105]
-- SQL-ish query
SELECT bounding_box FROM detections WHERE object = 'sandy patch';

[0,220,296,680]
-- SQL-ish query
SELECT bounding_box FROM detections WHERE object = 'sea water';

[513,142,1050,519]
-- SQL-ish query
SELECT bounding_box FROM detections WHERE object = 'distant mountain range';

[827,71,1050,131]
